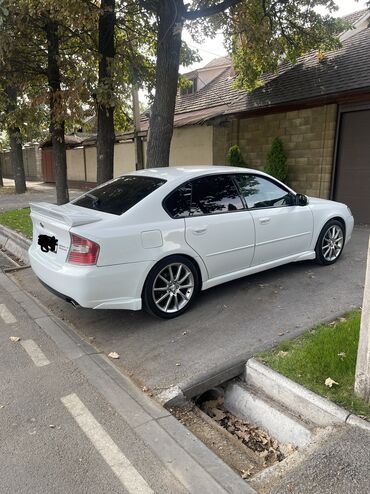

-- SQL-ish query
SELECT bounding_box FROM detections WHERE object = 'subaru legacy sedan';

[29,166,354,318]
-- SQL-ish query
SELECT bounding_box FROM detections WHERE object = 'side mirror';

[296,194,308,206]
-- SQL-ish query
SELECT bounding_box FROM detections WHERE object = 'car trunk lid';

[30,202,104,265]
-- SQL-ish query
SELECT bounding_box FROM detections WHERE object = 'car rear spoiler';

[30,202,103,227]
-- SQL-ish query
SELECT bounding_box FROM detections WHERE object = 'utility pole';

[355,235,370,402]
[132,86,144,170]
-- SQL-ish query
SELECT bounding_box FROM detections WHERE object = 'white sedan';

[29,166,354,318]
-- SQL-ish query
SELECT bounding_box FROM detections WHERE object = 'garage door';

[334,109,370,224]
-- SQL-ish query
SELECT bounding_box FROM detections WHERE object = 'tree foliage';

[144,0,346,167]
[265,137,288,183]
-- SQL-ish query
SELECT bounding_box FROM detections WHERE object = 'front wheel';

[315,220,345,265]
[143,256,200,319]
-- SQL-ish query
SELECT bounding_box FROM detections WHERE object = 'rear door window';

[72,175,166,215]
[190,175,244,215]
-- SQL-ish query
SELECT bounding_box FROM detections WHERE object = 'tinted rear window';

[72,175,166,215]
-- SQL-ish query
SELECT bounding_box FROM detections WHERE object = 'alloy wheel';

[321,225,343,262]
[152,263,195,314]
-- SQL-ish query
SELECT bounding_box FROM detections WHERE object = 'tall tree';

[5,85,27,193]
[96,0,116,185]
[44,17,69,204]
[144,0,344,167]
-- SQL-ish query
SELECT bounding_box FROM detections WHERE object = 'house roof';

[226,24,370,115]
[342,8,369,26]
[203,56,231,69]
[172,19,370,123]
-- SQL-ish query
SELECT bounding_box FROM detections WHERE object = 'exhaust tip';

[68,298,80,309]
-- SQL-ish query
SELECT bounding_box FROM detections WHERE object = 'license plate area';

[38,234,58,254]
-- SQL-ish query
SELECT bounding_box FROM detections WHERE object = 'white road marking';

[61,393,153,494]
[20,339,50,367]
[0,304,16,324]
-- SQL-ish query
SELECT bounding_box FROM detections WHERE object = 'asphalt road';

[12,226,370,398]
[0,277,188,494]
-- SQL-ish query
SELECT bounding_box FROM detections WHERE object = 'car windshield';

[72,175,166,215]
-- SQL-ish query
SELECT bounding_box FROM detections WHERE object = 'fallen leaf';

[241,466,254,479]
[278,351,289,358]
[338,352,346,360]
[9,336,21,342]
[278,332,285,336]
[339,317,347,323]
[325,377,339,388]
[211,408,226,421]
[108,351,120,359]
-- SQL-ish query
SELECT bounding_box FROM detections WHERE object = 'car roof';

[128,165,266,182]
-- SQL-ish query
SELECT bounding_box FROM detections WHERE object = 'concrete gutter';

[0,225,30,265]
[246,358,370,432]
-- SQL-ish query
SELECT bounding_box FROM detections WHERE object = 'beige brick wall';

[213,104,337,198]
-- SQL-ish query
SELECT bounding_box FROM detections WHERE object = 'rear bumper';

[29,244,154,310]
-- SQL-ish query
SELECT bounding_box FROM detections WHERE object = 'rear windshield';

[72,175,166,215]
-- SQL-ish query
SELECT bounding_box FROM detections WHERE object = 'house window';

[180,78,197,95]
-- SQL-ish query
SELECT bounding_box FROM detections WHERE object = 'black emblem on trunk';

[38,235,58,253]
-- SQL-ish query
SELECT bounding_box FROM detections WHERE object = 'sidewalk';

[0,179,84,212]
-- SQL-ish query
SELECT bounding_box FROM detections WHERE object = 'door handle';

[193,227,207,235]
[259,217,271,224]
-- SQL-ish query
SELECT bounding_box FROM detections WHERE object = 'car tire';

[143,255,200,319]
[315,219,345,266]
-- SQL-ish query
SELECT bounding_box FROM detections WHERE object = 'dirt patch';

[171,396,297,480]
[199,396,296,466]
[172,402,263,479]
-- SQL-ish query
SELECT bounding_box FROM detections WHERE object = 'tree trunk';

[132,86,144,170]
[5,86,27,194]
[146,0,184,168]
[96,0,116,185]
[0,154,3,187]
[45,19,69,205]
[8,127,27,194]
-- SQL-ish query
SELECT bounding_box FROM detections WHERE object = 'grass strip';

[0,207,32,239]
[257,310,370,419]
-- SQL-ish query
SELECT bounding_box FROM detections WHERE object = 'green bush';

[227,144,247,168]
[264,137,288,183]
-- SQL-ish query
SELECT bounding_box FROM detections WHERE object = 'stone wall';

[0,145,42,181]
[213,104,337,198]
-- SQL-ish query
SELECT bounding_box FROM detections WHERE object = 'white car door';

[234,174,313,266]
[183,174,255,279]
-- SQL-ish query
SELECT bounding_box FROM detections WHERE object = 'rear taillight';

[67,233,100,265]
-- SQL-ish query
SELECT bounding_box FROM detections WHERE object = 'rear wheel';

[143,256,200,319]
[315,220,345,265]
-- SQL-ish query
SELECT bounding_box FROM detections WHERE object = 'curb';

[247,358,370,432]
[0,225,30,265]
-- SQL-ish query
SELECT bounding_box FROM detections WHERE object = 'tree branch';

[184,0,243,21]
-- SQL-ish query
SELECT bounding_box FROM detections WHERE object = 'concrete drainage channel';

[0,226,30,271]
[169,358,370,490]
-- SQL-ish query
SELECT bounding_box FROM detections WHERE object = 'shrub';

[227,144,247,168]
[264,137,288,183]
